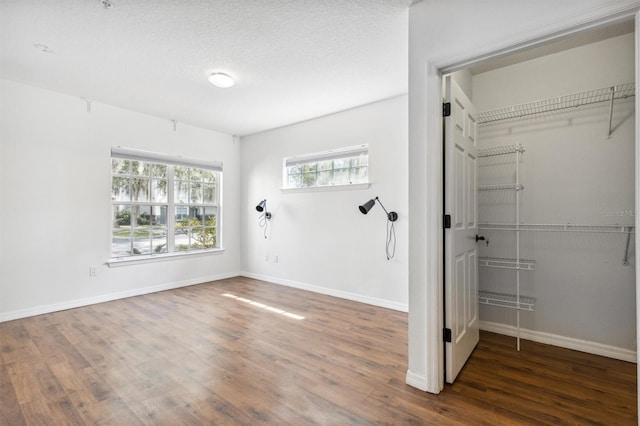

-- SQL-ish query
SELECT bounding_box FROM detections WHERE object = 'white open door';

[443,75,480,383]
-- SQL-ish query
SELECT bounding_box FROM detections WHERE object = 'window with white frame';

[283,145,368,189]
[111,147,222,259]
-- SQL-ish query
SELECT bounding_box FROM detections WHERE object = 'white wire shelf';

[478,183,524,191]
[477,82,635,124]
[478,223,634,233]
[478,290,535,311]
[478,144,525,158]
[479,257,535,271]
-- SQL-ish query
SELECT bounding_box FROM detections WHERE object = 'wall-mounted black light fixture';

[256,199,271,219]
[256,199,271,239]
[358,196,398,260]
[359,197,398,222]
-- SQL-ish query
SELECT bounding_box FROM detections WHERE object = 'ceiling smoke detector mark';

[100,0,114,9]
[33,43,52,53]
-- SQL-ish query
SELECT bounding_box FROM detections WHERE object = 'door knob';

[475,235,489,246]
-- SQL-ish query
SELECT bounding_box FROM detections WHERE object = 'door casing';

[406,7,640,397]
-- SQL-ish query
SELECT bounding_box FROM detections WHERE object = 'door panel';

[468,250,477,326]
[454,254,466,338]
[467,153,476,228]
[454,146,465,228]
[444,75,480,383]
[468,112,477,145]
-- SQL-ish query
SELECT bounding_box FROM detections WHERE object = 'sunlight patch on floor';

[221,293,305,320]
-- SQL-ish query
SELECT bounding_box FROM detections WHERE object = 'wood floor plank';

[69,393,144,426]
[0,324,42,366]
[0,363,26,425]
[0,277,636,425]
[19,398,56,425]
[5,361,47,405]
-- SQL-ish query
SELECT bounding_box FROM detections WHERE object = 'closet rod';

[477,82,635,125]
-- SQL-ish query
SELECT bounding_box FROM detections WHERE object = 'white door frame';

[406,7,640,396]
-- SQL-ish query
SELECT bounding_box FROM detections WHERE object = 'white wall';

[240,96,408,311]
[0,79,242,321]
[474,33,636,350]
[451,69,473,101]
[407,0,640,393]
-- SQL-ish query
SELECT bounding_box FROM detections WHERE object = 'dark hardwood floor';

[1,277,637,425]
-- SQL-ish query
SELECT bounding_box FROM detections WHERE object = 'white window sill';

[107,248,225,267]
[280,183,370,194]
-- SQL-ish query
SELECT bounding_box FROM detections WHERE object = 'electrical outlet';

[89,266,97,277]
[273,255,278,263]
[265,254,269,262]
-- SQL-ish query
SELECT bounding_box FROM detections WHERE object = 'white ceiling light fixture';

[208,73,235,88]
[33,43,52,53]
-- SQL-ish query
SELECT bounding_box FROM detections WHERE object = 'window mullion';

[349,158,353,184]
[167,166,176,253]
[331,162,336,185]
[126,175,134,254]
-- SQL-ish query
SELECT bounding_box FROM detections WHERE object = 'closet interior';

[464,20,637,358]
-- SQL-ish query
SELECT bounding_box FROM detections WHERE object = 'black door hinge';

[443,102,451,117]
[444,214,451,229]
[443,328,452,343]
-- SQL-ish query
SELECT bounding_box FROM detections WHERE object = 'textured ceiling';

[0,0,411,135]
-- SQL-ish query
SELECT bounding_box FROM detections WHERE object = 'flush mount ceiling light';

[33,43,52,53]
[208,73,235,88]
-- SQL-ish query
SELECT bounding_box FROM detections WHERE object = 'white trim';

[406,62,445,395]
[111,146,223,171]
[107,248,225,267]
[635,10,640,400]
[480,321,637,363]
[424,63,445,393]
[284,144,368,167]
[0,272,239,323]
[280,183,370,193]
[437,1,640,72]
[405,370,432,392]
[240,271,408,312]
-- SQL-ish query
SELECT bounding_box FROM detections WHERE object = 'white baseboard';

[405,370,430,392]
[405,369,440,394]
[240,271,409,312]
[480,320,637,363]
[0,272,240,323]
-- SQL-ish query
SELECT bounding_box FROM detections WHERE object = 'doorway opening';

[442,17,637,384]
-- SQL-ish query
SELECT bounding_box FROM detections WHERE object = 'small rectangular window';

[283,145,368,189]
